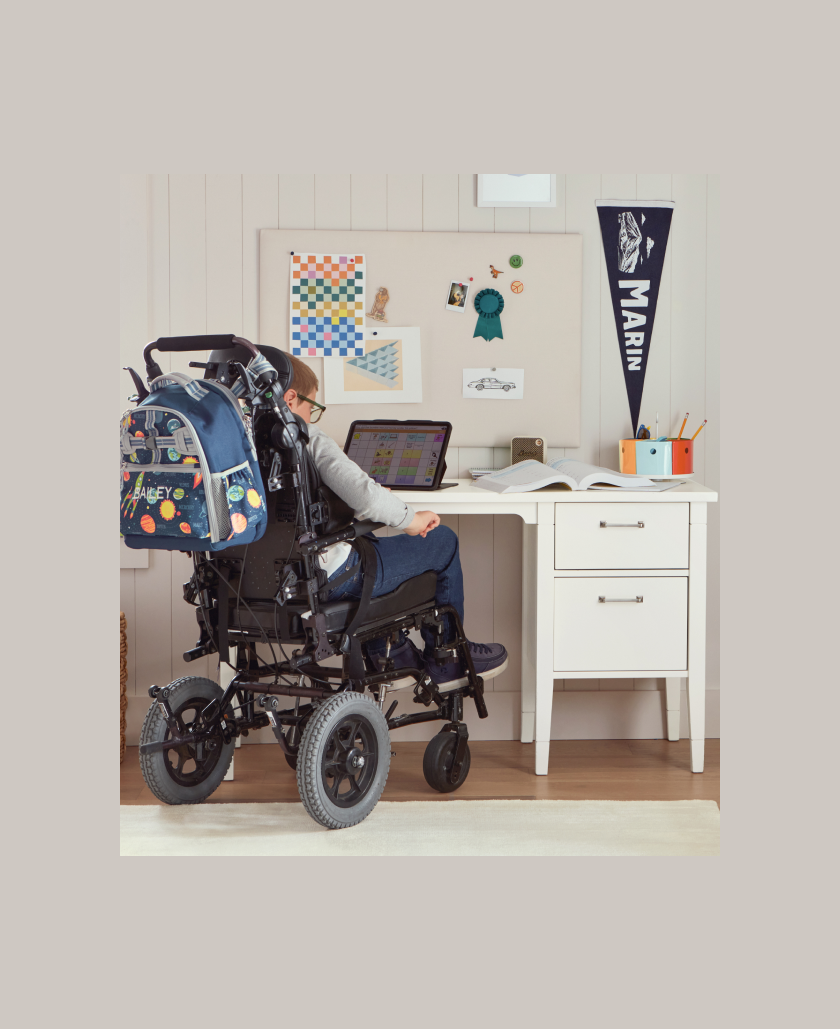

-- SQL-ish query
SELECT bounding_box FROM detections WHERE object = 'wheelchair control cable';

[200,553,296,687]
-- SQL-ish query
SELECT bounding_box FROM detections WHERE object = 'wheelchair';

[137,337,488,829]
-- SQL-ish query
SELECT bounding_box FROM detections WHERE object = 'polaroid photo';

[445,280,470,312]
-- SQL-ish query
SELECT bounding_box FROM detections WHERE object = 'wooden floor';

[121,739,720,806]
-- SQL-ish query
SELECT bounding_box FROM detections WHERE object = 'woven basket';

[120,611,128,763]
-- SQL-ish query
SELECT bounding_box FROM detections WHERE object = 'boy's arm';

[307,428,416,530]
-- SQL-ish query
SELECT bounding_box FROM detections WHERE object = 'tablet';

[343,420,453,490]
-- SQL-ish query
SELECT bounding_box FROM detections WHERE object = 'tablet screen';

[344,422,449,487]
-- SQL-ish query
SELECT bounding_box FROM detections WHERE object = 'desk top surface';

[391,479,718,505]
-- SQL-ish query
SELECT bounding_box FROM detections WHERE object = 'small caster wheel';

[423,730,471,793]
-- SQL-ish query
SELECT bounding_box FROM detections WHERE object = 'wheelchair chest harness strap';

[331,535,378,683]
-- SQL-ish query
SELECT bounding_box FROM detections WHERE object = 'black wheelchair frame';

[135,335,487,829]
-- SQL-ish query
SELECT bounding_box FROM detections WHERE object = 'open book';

[472,458,684,494]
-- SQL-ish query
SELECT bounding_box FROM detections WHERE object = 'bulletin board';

[259,229,582,448]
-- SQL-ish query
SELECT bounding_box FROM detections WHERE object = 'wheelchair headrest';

[204,343,294,395]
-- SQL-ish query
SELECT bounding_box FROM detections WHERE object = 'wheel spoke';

[328,772,346,798]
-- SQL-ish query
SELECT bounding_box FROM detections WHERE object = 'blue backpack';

[120,371,267,551]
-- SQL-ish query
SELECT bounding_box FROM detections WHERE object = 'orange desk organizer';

[671,438,693,475]
[619,438,694,476]
[619,439,637,474]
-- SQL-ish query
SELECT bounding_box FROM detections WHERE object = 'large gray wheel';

[296,692,391,829]
[139,676,234,805]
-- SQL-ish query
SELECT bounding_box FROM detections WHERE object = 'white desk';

[391,479,718,776]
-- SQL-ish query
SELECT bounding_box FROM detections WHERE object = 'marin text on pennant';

[595,201,674,435]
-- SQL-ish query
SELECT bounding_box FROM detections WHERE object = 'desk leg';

[665,677,682,741]
[520,523,536,744]
[533,508,555,776]
[688,504,707,773]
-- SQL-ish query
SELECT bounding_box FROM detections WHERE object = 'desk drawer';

[553,577,687,671]
[554,503,688,569]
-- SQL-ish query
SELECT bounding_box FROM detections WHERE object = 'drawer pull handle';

[598,596,644,603]
[599,520,644,528]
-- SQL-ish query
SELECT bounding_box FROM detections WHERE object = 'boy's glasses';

[298,394,326,424]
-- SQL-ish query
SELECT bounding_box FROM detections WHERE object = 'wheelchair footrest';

[473,677,489,719]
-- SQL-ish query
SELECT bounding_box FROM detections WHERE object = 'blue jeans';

[325,525,464,655]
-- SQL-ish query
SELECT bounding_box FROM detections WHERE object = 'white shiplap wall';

[120,174,719,741]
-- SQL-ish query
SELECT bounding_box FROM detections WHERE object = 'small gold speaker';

[511,436,547,464]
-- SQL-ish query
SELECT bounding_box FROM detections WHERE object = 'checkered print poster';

[290,253,365,357]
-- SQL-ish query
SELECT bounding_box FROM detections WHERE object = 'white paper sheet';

[323,327,422,405]
[462,368,524,400]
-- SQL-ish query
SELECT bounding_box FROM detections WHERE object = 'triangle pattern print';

[347,342,400,388]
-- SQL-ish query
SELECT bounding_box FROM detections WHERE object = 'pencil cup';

[619,438,694,476]
[635,440,672,476]
[619,439,637,474]
[670,438,693,475]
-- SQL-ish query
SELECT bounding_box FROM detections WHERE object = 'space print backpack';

[120,369,267,552]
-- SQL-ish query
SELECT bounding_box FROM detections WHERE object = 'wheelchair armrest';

[298,520,385,556]
[350,519,385,538]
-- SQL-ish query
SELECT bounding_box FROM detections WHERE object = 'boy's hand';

[404,511,440,538]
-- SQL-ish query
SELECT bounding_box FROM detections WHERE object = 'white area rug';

[120,800,719,857]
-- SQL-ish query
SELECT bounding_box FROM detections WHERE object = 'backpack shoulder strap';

[149,372,209,401]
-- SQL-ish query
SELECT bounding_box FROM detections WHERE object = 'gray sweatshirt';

[307,427,416,575]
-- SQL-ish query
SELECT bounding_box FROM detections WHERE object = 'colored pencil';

[690,419,707,441]
[677,413,689,439]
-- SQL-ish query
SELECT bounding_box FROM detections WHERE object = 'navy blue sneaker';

[425,642,508,692]
[369,638,424,689]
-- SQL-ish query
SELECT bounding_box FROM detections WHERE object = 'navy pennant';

[596,200,674,435]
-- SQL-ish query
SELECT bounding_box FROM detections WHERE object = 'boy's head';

[285,354,320,423]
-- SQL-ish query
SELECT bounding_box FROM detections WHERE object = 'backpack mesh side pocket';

[207,472,231,540]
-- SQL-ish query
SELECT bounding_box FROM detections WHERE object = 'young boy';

[283,354,508,689]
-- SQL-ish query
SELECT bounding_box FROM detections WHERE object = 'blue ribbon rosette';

[473,288,504,341]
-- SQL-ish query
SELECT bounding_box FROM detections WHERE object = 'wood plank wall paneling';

[704,175,720,696]
[120,175,720,731]
[314,174,352,230]
[148,175,170,360]
[599,175,637,466]
[386,175,422,230]
[205,174,243,334]
[242,175,279,343]
[351,175,387,230]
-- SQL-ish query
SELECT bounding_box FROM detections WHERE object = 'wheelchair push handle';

[143,334,259,379]
[298,520,385,556]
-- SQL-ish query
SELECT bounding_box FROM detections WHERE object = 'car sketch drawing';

[467,377,515,392]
